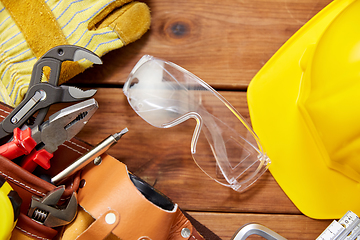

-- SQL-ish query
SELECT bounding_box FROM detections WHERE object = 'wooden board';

[63,0,336,239]
[48,88,332,239]
[70,89,299,215]
[69,0,332,90]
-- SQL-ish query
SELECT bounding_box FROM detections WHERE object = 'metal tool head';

[67,86,97,100]
[231,223,287,240]
[0,86,97,139]
[30,45,102,86]
[40,45,102,64]
[27,86,98,128]
[33,98,98,153]
[28,186,78,227]
[0,46,101,140]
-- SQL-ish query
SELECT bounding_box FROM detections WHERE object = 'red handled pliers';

[0,99,98,172]
[0,45,102,172]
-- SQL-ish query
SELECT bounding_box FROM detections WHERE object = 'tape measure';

[317,211,360,240]
[0,176,22,240]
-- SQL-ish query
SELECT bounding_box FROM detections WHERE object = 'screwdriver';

[51,128,128,184]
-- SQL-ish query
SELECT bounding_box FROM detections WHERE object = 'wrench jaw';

[73,48,103,64]
[28,186,78,228]
[31,45,102,86]
[30,85,97,129]
[40,45,102,64]
[0,45,101,140]
[67,86,97,100]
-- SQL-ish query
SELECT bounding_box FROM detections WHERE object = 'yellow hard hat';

[247,0,360,219]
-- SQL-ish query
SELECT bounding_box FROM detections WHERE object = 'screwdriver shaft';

[51,128,128,184]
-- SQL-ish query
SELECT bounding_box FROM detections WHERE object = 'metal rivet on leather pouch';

[105,212,116,225]
[93,156,102,165]
[181,228,191,238]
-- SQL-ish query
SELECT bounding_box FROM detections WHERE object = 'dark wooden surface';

[64,0,335,239]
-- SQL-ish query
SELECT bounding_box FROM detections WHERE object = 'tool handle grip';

[0,176,22,240]
[21,149,53,172]
[0,128,36,160]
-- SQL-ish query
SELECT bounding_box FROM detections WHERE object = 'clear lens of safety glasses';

[123,55,270,192]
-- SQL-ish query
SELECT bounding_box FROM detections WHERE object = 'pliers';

[0,45,102,139]
[0,98,98,172]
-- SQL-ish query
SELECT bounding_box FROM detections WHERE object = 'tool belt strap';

[0,101,213,240]
[76,154,204,240]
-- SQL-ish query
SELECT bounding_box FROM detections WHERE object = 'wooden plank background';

[61,0,335,239]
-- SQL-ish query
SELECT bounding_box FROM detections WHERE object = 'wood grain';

[69,0,331,90]
[74,89,299,215]
[48,88,325,239]
[62,0,336,239]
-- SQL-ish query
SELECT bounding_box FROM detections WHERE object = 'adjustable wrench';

[28,186,77,228]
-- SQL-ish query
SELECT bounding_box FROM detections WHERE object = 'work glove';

[0,0,151,106]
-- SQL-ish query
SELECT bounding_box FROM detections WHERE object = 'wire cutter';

[0,98,98,172]
[0,45,102,139]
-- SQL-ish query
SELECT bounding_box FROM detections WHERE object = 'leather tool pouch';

[0,102,208,240]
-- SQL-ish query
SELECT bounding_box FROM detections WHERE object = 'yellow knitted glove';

[0,0,150,106]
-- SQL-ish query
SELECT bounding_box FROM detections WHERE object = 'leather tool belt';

[0,102,217,240]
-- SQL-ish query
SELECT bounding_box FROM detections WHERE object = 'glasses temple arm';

[165,112,203,154]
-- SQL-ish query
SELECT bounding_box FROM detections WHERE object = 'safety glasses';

[123,55,270,192]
